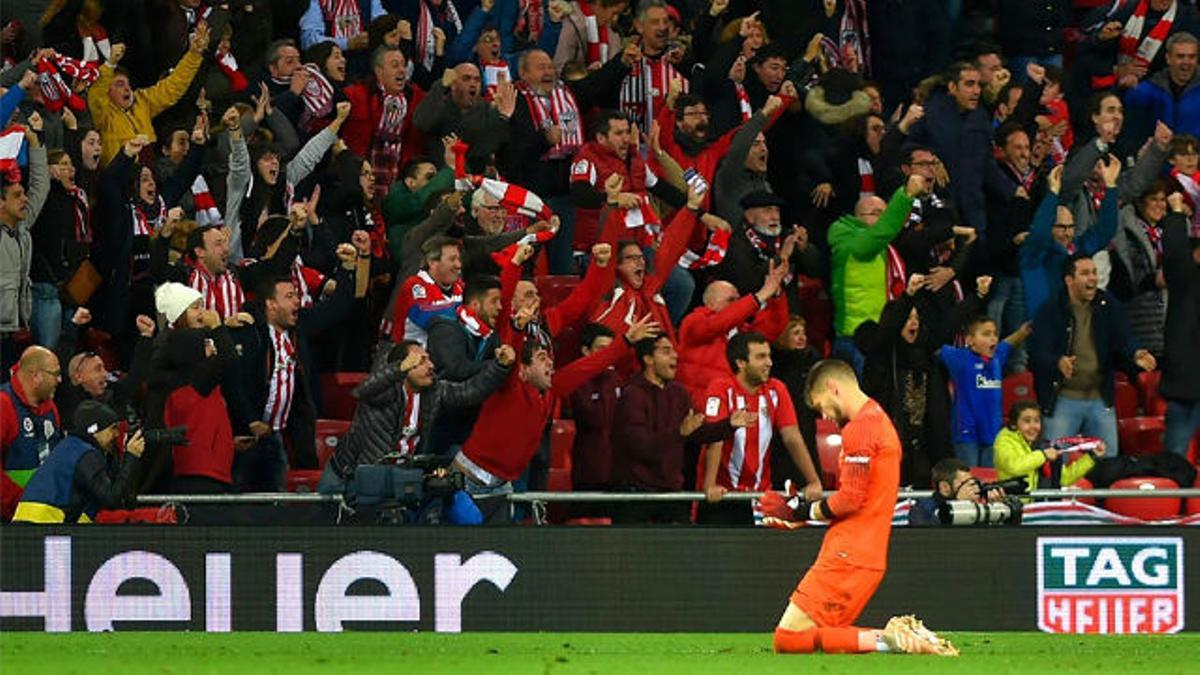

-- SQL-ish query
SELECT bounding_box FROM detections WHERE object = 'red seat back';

[795,276,833,357]
[1136,370,1166,416]
[1001,372,1035,419]
[1113,380,1139,420]
[315,419,351,468]
[815,418,842,488]
[1117,416,1165,456]
[551,419,575,471]
[969,467,998,482]
[1064,476,1097,505]
[319,372,367,420]
[286,469,323,493]
[1186,474,1200,516]
[1106,477,1181,520]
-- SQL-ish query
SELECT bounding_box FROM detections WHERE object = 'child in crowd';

[1167,134,1200,237]
[994,400,1105,494]
[1037,65,1072,164]
[939,316,1032,467]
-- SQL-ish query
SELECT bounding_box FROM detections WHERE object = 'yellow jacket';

[994,427,1095,495]
[88,49,203,166]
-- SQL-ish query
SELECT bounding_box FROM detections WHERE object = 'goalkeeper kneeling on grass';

[761,359,958,656]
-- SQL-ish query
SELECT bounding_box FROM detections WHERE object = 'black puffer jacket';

[328,342,512,479]
[1160,213,1200,403]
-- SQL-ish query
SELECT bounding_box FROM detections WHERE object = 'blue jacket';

[1020,188,1118,322]
[906,90,998,232]
[1029,288,1142,415]
[940,341,1011,446]
[1124,70,1200,147]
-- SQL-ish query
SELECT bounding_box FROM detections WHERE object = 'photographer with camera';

[908,458,1023,527]
[13,401,143,523]
[319,339,516,496]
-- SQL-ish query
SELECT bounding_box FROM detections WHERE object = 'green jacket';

[994,427,1095,496]
[382,167,455,261]
[828,187,913,337]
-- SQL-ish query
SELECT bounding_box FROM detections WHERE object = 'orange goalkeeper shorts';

[790,556,885,627]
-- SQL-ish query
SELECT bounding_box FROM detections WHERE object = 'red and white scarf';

[516,81,583,158]
[67,185,91,244]
[188,262,244,321]
[1171,167,1200,235]
[299,64,335,131]
[839,0,872,77]
[36,56,95,114]
[319,0,363,41]
[417,0,462,71]
[191,175,222,227]
[456,304,493,338]
[1119,0,1176,67]
[490,228,557,266]
[264,324,297,431]
[451,140,554,220]
[397,386,422,457]
[579,1,610,69]
[0,125,22,183]
[182,2,212,35]
[292,257,317,309]
[620,55,685,132]
[885,244,907,301]
[623,194,660,233]
[514,0,544,44]
[131,197,166,237]
[79,26,111,66]
[216,49,248,93]
[678,228,731,269]
[377,88,409,141]
[735,83,752,122]
[481,60,510,97]
[857,158,875,201]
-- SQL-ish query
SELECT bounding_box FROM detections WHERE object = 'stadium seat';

[1001,371,1035,417]
[1113,380,1138,420]
[1117,416,1165,456]
[550,419,576,471]
[565,517,612,526]
[1064,477,1096,506]
[315,419,351,468]
[968,467,997,483]
[319,372,367,420]
[1136,370,1167,416]
[286,470,323,493]
[534,275,581,308]
[94,506,178,524]
[795,276,833,356]
[815,418,841,488]
[1105,477,1181,520]
[1186,475,1200,517]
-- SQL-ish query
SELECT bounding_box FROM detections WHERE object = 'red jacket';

[341,81,426,166]
[569,141,648,251]
[676,294,788,407]
[461,255,631,482]
[1,374,61,521]
[163,384,234,485]
[589,206,699,345]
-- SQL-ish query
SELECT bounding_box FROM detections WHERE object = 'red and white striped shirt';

[263,325,297,431]
[396,385,422,458]
[619,54,685,133]
[188,263,244,321]
[702,376,797,492]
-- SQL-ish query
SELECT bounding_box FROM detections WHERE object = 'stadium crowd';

[1,0,1200,525]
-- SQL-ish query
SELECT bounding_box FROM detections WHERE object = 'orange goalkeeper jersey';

[815,399,900,571]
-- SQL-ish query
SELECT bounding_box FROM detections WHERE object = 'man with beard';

[829,174,927,375]
[88,25,207,167]
[12,401,143,523]
[226,244,358,491]
[698,331,823,525]
[502,47,632,274]
[413,62,515,171]
[343,45,427,202]
[1031,253,1157,455]
[1,346,63,521]
[711,191,823,304]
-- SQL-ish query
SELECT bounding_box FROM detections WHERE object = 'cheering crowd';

[1,0,1199,525]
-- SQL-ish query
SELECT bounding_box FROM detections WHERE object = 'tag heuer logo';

[1037,537,1184,634]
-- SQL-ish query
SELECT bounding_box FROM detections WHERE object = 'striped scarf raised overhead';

[579,1,610,69]
[1119,0,1176,67]
[514,0,544,44]
[299,64,335,132]
[319,0,363,41]
[678,228,731,269]
[191,175,222,227]
[516,81,583,158]
[417,0,462,71]
[451,140,554,221]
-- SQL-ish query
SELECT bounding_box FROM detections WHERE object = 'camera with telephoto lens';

[937,495,1024,526]
[977,476,1028,497]
[140,426,189,446]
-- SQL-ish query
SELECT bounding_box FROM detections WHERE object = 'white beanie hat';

[155,282,203,326]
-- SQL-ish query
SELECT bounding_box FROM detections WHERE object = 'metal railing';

[135,487,1200,505]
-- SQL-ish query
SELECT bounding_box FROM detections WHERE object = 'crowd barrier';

[1,526,1196,634]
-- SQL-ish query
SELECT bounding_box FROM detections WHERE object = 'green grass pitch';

[1,632,1197,674]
